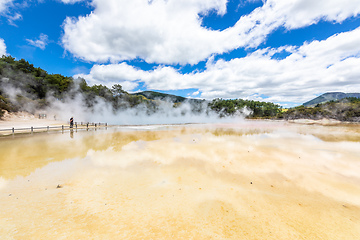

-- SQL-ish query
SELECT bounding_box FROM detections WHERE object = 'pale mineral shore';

[0,111,67,135]
[288,118,343,125]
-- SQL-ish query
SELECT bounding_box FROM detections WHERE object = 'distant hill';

[131,91,205,104]
[303,92,360,107]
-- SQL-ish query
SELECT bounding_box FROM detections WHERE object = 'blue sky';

[1,0,360,107]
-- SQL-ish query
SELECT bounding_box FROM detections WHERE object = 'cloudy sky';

[1,0,360,107]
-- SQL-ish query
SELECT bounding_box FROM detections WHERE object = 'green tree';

[45,74,73,96]
[111,84,126,96]
[15,59,35,74]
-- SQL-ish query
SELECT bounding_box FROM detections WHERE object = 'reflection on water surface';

[1,121,360,239]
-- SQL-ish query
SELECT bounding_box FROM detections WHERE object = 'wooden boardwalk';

[0,122,108,136]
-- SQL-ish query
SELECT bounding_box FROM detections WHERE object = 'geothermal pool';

[0,121,360,239]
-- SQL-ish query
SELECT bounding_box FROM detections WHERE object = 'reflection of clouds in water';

[3,122,360,206]
[246,130,322,141]
[88,140,164,168]
[88,133,224,170]
[0,177,7,190]
[248,131,360,205]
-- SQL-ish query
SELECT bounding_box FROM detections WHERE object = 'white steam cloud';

[45,92,247,125]
[1,77,248,125]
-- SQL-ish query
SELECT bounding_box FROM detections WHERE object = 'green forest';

[208,98,281,118]
[1,55,360,122]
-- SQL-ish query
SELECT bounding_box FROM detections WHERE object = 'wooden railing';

[0,122,108,135]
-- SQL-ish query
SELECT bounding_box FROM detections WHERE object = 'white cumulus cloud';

[60,0,85,4]
[26,33,49,50]
[62,0,229,64]
[62,0,360,65]
[0,0,23,26]
[76,26,360,105]
[0,0,13,13]
[0,38,6,55]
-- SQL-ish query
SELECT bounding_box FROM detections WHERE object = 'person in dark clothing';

[70,117,74,128]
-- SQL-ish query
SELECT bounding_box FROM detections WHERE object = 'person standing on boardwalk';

[70,117,74,128]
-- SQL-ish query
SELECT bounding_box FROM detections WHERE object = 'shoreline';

[286,118,360,127]
[1,111,359,137]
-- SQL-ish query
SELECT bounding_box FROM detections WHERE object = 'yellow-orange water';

[0,121,360,239]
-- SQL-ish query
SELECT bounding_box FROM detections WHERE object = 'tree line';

[208,98,282,118]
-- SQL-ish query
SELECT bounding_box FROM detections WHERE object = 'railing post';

[76,123,77,129]
[31,127,33,133]
[62,125,64,131]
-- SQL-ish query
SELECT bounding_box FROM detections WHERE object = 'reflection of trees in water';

[311,133,360,142]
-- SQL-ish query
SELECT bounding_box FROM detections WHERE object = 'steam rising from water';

[1,79,248,124]
[45,92,247,125]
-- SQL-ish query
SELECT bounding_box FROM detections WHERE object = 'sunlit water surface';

[0,121,360,239]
